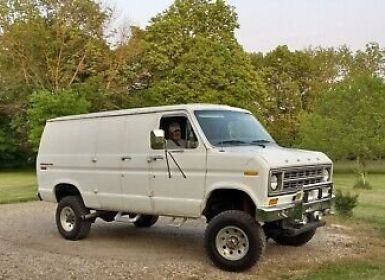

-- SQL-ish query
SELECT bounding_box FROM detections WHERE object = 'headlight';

[322,169,329,182]
[270,175,278,191]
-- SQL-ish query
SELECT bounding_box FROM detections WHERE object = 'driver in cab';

[167,122,186,149]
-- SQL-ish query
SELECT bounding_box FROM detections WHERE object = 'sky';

[104,0,385,53]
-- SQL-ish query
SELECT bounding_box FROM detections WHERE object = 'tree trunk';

[356,155,367,185]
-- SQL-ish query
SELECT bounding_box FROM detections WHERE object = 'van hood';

[217,144,332,168]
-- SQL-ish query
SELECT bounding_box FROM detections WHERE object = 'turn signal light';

[269,198,279,206]
[244,170,258,176]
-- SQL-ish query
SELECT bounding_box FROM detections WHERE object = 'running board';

[167,217,187,227]
[114,212,141,223]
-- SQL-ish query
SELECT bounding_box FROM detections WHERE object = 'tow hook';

[313,211,323,221]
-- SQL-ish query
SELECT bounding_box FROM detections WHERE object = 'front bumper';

[256,197,333,223]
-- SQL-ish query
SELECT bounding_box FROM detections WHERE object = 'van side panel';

[120,114,155,213]
[92,116,125,210]
[37,119,100,208]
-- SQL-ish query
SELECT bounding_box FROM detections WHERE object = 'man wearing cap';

[167,122,187,149]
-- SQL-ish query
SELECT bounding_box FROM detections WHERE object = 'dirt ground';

[0,201,370,280]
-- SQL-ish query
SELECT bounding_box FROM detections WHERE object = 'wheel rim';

[215,226,250,261]
[60,206,76,232]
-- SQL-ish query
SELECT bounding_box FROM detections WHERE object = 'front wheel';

[56,196,91,240]
[205,210,265,272]
[272,229,316,246]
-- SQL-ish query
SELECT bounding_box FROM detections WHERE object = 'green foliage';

[0,0,124,163]
[298,75,385,182]
[353,178,372,190]
[137,0,266,117]
[0,0,109,90]
[0,0,385,166]
[0,116,18,160]
[27,89,90,150]
[252,46,317,145]
[0,112,31,166]
[334,190,359,217]
[251,45,358,146]
[351,42,385,77]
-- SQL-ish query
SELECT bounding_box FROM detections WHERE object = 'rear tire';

[205,210,265,272]
[272,229,316,246]
[56,196,91,240]
[134,215,159,228]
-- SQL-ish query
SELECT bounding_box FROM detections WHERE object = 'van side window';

[160,116,198,149]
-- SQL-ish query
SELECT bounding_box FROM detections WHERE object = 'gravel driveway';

[0,202,365,280]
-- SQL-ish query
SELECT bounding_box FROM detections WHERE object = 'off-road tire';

[272,229,316,246]
[205,210,265,272]
[134,215,159,228]
[56,196,91,240]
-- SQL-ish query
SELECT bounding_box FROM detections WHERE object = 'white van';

[37,104,333,271]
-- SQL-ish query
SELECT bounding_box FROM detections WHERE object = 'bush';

[353,176,372,189]
[334,190,359,217]
[27,89,90,151]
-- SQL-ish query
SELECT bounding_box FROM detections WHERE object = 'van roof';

[48,103,249,122]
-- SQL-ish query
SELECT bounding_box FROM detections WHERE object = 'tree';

[27,89,90,151]
[350,42,385,78]
[134,0,267,117]
[298,75,385,188]
[0,0,109,90]
[0,0,113,163]
[0,114,20,165]
[250,46,330,146]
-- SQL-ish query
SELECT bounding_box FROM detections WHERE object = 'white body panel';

[120,114,155,213]
[37,104,333,218]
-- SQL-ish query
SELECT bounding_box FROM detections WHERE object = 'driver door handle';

[148,155,164,162]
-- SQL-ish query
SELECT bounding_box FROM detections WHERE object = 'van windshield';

[194,110,275,147]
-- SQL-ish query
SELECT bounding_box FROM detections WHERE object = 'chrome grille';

[282,167,324,192]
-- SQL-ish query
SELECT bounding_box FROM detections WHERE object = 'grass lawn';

[293,260,385,280]
[295,160,385,280]
[333,173,385,236]
[0,169,38,204]
[333,159,385,174]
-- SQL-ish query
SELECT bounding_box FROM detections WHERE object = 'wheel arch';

[202,186,259,221]
[54,182,83,203]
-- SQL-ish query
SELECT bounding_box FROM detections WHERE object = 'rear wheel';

[272,229,316,246]
[56,196,91,240]
[133,215,159,228]
[205,210,265,272]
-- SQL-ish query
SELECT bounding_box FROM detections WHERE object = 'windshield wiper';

[251,139,271,144]
[216,140,248,146]
[250,139,271,148]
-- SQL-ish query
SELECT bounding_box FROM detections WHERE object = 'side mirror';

[150,129,166,150]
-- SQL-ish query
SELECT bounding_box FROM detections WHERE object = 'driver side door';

[148,112,207,217]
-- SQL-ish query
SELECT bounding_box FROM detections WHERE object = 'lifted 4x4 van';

[37,104,333,271]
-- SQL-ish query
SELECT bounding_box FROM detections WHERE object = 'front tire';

[272,229,316,246]
[56,196,91,240]
[205,210,265,272]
